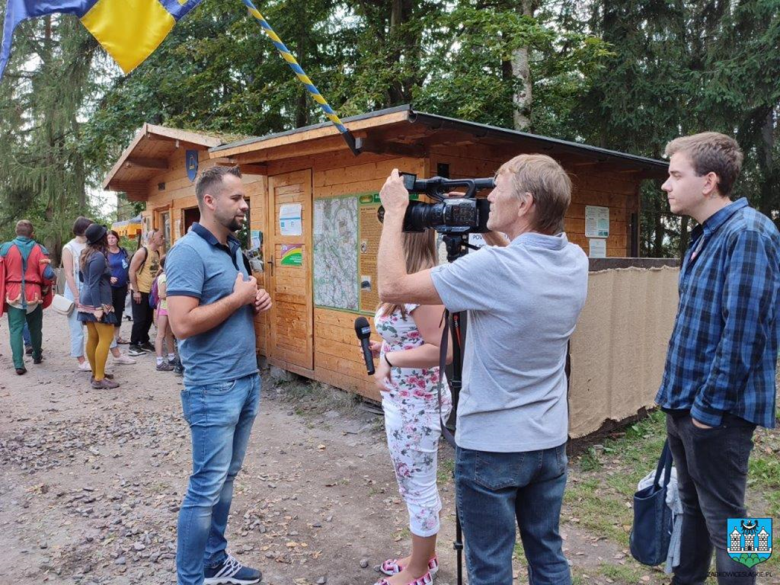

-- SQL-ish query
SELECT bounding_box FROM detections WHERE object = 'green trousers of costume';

[7,305,43,369]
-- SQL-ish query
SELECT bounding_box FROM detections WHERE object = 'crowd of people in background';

[0,215,183,382]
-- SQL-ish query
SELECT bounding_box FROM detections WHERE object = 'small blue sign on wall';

[186,150,199,182]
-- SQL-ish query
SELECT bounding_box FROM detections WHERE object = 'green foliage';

[1,0,777,260]
[0,9,103,259]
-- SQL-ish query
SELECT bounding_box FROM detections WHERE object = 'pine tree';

[0,11,99,260]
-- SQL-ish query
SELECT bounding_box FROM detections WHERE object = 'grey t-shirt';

[430,232,588,453]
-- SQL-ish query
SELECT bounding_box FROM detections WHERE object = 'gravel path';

[0,311,632,585]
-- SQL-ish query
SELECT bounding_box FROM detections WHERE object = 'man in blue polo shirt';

[167,166,272,585]
[656,132,779,585]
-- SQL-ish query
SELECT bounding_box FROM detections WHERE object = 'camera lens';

[405,201,446,232]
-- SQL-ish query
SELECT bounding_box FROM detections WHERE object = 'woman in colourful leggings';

[370,231,452,585]
[77,224,120,389]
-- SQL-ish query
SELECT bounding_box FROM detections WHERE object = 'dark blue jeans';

[456,443,572,585]
[666,413,757,585]
[176,373,261,585]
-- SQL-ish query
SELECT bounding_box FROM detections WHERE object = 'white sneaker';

[78,361,92,372]
[113,354,137,365]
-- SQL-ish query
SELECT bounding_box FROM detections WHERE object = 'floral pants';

[382,394,452,537]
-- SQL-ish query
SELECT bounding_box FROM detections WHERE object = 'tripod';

[439,232,480,585]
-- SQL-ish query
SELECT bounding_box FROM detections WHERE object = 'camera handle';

[442,234,476,263]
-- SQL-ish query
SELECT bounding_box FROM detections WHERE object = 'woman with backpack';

[128,229,163,356]
[78,224,120,389]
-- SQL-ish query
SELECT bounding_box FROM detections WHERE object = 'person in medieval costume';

[0,220,56,375]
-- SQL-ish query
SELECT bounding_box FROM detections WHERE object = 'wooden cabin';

[104,105,674,437]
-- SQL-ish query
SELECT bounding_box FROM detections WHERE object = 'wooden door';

[267,169,314,374]
[183,207,200,235]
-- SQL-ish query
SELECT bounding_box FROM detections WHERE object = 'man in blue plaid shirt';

[656,132,779,585]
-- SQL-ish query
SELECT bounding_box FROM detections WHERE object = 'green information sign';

[280,244,303,267]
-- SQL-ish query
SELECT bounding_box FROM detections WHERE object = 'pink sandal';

[375,572,433,585]
[380,556,439,577]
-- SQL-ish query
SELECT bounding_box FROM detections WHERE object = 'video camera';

[378,173,495,234]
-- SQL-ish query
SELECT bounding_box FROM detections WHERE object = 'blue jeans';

[23,322,31,347]
[64,287,85,358]
[176,373,261,585]
[456,443,571,585]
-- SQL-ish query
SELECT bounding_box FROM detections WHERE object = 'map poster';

[313,197,359,311]
[358,193,382,312]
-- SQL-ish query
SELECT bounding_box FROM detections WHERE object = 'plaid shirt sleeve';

[691,230,778,426]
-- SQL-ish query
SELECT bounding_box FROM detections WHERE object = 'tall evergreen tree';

[0,10,99,259]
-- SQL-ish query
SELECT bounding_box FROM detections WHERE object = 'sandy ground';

[0,311,636,585]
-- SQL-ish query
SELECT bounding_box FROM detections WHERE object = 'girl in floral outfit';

[370,232,452,585]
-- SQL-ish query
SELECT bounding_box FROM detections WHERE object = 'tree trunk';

[757,108,776,221]
[653,192,665,257]
[511,0,535,131]
[386,0,410,105]
[679,216,689,260]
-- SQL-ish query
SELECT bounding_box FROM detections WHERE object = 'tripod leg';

[454,483,464,585]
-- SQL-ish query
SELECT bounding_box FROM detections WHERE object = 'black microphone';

[354,316,375,375]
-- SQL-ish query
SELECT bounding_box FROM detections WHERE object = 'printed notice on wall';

[585,205,610,238]
[359,193,382,312]
[250,230,262,252]
[279,203,303,236]
[589,238,607,258]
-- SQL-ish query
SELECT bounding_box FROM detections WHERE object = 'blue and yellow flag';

[0,0,203,80]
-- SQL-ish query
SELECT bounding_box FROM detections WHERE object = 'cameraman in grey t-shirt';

[377,155,588,585]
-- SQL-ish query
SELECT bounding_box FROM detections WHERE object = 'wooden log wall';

[138,140,644,404]
[429,145,639,257]
[140,149,269,356]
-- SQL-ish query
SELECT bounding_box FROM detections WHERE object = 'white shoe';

[113,354,136,365]
[78,361,92,372]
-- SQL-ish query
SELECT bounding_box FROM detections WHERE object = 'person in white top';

[62,217,92,372]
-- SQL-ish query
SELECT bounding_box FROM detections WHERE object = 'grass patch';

[564,477,634,545]
[749,421,780,517]
[598,562,658,583]
[437,454,455,484]
[566,410,667,547]
[513,541,527,564]
[567,406,780,575]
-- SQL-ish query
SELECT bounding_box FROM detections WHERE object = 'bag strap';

[437,310,457,448]
[137,246,148,273]
[653,439,673,490]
